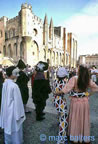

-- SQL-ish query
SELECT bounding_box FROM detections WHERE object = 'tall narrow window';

[3,46,6,56]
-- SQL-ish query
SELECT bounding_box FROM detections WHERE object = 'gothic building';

[0,3,77,67]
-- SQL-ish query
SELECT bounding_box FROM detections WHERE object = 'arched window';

[48,49,51,61]
[5,32,8,39]
[14,43,17,56]
[9,28,15,38]
[10,29,13,38]
[60,53,62,65]
[9,30,10,38]
[56,52,58,64]
[3,46,6,56]
[8,44,12,57]
[44,49,46,60]
[53,51,55,62]
[33,28,38,36]
[32,40,39,61]
[13,29,15,37]
[20,41,24,59]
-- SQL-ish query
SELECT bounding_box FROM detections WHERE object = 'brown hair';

[77,65,90,92]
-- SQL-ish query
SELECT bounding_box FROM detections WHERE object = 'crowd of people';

[0,59,98,144]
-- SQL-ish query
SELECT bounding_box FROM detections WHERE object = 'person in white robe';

[0,66,26,144]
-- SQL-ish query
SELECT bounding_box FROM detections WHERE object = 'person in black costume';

[32,61,51,121]
[16,59,30,113]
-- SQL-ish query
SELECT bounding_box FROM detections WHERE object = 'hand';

[54,92,58,95]
[55,88,60,93]
[53,92,57,95]
[54,91,62,95]
[52,97,55,102]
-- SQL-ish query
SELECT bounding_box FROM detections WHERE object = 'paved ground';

[25,90,98,144]
[0,85,98,144]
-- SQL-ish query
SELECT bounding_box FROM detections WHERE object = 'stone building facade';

[0,3,77,67]
[78,54,98,67]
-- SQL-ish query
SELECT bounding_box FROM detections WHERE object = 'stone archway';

[61,54,64,66]
[48,49,51,65]
[60,53,62,65]
[32,40,39,64]
[3,46,6,56]
[53,51,55,66]
[14,43,17,57]
[20,41,25,59]
[44,49,46,61]
[56,52,58,66]
[8,44,12,58]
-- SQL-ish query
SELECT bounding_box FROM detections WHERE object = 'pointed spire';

[49,18,53,28]
[44,14,48,25]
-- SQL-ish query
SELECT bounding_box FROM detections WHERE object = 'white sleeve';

[14,85,26,121]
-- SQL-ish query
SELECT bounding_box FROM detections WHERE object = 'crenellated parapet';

[21,3,32,12]
[7,16,19,24]
[33,15,43,24]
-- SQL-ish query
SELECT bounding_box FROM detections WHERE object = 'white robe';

[0,79,26,135]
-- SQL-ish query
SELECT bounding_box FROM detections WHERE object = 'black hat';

[6,66,16,77]
[17,59,26,69]
[36,61,48,72]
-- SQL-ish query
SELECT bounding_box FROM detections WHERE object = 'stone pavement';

[0,86,98,144]
[89,92,98,144]
[25,91,98,144]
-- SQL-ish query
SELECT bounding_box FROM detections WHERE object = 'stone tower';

[49,18,54,66]
[43,14,48,46]
[49,18,54,47]
[21,3,33,37]
[49,18,53,39]
[20,3,33,62]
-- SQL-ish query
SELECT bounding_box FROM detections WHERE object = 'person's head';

[35,61,48,72]
[77,65,90,92]
[6,66,19,80]
[57,67,68,80]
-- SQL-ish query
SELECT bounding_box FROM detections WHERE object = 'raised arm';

[61,76,75,94]
[55,76,76,95]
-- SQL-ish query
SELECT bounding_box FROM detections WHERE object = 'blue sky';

[0,0,90,25]
[0,0,98,56]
